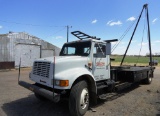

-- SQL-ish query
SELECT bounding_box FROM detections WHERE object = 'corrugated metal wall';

[0,32,61,68]
[42,49,54,58]
[0,36,14,62]
[0,35,15,69]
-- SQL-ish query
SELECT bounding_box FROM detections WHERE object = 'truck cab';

[59,39,110,81]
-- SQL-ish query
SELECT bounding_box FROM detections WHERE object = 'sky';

[0,0,159,55]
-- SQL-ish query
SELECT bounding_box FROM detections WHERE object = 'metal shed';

[0,32,61,69]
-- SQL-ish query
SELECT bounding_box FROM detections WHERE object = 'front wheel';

[69,81,89,116]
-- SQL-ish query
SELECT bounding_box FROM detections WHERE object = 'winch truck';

[18,30,154,116]
[18,4,155,116]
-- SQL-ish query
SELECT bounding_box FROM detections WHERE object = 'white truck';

[19,31,154,116]
[18,4,155,116]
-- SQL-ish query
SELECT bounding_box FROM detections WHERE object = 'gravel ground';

[0,67,159,116]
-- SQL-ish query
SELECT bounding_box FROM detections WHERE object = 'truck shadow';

[2,94,70,116]
[92,83,141,108]
[156,98,160,116]
[2,83,158,116]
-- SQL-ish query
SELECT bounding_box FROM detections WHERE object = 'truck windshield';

[60,41,91,56]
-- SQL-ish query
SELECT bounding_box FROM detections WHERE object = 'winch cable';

[111,19,136,53]
[135,15,146,65]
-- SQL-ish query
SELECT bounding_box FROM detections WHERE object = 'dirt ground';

[0,67,159,116]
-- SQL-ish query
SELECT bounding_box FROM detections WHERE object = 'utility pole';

[66,25,72,42]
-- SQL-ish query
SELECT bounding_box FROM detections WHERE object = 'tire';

[69,81,89,116]
[34,93,47,101]
[143,71,152,84]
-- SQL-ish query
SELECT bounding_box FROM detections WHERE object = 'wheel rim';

[80,88,89,109]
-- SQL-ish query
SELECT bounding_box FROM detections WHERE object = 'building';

[0,32,61,69]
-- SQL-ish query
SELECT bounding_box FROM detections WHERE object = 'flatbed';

[111,66,154,83]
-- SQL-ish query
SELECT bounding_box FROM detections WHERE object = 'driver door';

[92,43,109,81]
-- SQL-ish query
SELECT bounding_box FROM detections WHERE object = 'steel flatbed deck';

[111,66,155,82]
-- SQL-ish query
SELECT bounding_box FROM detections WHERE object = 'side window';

[93,43,106,58]
[63,47,76,55]
[83,47,90,56]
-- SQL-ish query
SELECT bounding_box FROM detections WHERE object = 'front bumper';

[19,81,60,102]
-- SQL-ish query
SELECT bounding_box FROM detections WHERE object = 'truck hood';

[31,56,93,88]
[35,56,88,63]
[35,56,89,73]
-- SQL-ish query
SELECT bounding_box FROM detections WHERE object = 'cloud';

[153,40,160,43]
[0,26,3,29]
[55,36,63,39]
[107,20,122,26]
[138,42,148,46]
[118,46,126,49]
[120,42,126,45]
[91,19,97,24]
[152,18,158,24]
[131,40,137,43]
[127,17,136,21]
[107,20,113,25]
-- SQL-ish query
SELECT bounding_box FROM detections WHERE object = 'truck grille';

[33,61,51,78]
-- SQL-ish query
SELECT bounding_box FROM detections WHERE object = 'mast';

[120,4,151,66]
[145,4,152,67]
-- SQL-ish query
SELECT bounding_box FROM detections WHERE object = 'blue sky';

[0,0,159,55]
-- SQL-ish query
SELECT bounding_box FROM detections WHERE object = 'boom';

[120,4,152,66]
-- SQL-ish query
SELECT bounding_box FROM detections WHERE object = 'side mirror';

[106,43,111,55]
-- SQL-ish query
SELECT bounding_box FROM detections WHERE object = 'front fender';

[54,67,95,89]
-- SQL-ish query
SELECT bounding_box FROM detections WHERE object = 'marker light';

[88,61,92,68]
[55,80,69,87]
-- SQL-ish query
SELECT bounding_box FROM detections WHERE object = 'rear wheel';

[143,71,152,84]
[69,81,89,116]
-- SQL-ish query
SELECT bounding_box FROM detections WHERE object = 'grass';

[111,55,160,66]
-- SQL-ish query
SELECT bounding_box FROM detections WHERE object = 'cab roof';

[64,38,106,45]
